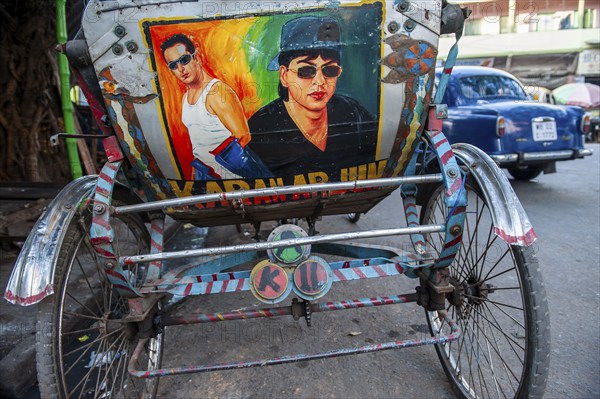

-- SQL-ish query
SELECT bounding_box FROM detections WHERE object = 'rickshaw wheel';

[35,200,163,399]
[420,175,550,399]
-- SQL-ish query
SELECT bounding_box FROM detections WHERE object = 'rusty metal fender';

[3,176,97,306]
[451,143,537,246]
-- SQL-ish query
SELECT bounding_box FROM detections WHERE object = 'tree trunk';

[0,0,72,182]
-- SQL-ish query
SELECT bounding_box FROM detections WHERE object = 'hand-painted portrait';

[144,4,382,183]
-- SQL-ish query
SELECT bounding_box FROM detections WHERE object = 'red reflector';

[497,117,506,137]
[582,114,591,134]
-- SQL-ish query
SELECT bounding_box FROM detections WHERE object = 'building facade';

[438,0,600,89]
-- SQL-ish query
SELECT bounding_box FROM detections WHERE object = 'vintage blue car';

[437,66,593,180]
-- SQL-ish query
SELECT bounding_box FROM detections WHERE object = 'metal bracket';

[290,298,312,326]
[125,295,162,323]
[417,269,454,294]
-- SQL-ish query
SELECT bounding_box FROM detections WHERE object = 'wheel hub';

[98,312,136,340]
[448,276,496,318]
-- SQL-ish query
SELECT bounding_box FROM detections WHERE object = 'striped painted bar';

[402,195,427,254]
[150,258,413,297]
[90,161,121,255]
[314,294,415,312]
[154,270,252,286]
[89,161,141,296]
[147,217,164,280]
[161,294,418,327]
[165,278,251,297]
[332,263,404,282]
[423,129,467,269]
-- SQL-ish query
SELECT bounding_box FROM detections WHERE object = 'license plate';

[532,119,557,141]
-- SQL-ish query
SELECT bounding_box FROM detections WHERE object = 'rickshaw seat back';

[77,0,444,224]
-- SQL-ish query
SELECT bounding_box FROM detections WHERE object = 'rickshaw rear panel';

[80,0,441,216]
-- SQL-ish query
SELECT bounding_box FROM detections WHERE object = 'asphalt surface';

[154,144,600,399]
[3,143,599,398]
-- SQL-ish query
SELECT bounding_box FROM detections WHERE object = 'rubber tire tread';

[35,220,81,399]
[510,245,551,399]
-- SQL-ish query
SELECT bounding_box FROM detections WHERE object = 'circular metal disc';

[267,224,311,265]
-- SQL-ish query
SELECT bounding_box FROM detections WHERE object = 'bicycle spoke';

[75,257,104,314]
[101,331,130,397]
[70,330,125,397]
[481,301,526,363]
[65,291,101,319]
[469,304,526,354]
[63,328,123,369]
[63,311,103,321]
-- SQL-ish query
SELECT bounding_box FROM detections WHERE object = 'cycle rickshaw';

[5,0,550,397]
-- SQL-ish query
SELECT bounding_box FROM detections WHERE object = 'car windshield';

[458,75,528,101]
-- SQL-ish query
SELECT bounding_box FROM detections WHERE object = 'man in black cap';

[248,16,378,178]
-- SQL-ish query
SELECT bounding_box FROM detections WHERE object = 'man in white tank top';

[161,34,272,180]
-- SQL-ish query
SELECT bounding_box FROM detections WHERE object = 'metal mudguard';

[452,143,536,246]
[4,176,97,306]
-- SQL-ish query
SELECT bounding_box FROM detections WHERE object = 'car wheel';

[508,165,543,181]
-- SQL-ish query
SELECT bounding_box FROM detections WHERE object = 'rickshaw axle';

[158,293,418,327]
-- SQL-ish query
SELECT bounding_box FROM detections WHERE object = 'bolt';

[113,25,126,37]
[388,21,399,33]
[105,261,115,269]
[94,204,106,214]
[125,41,138,53]
[112,44,123,56]
[404,19,416,31]
[64,203,73,210]
[446,167,458,178]
[397,0,410,13]
[450,225,462,236]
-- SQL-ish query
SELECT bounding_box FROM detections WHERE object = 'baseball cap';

[267,16,342,71]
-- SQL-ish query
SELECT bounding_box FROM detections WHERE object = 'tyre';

[507,165,543,181]
[420,175,550,399]
[36,198,163,398]
[346,213,361,223]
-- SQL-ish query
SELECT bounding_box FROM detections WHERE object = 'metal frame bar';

[114,174,443,214]
[121,224,445,266]
[160,293,418,326]
[128,312,460,378]
[144,257,411,297]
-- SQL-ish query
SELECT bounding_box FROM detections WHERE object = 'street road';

[157,143,600,399]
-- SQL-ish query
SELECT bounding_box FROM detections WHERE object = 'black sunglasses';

[167,53,195,70]
[288,65,342,79]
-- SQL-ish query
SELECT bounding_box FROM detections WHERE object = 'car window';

[457,75,528,100]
